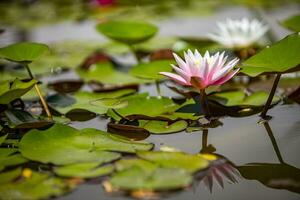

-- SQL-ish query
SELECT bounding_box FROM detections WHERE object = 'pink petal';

[211,58,239,82]
[173,53,190,73]
[211,68,239,86]
[159,72,190,86]
[171,64,191,82]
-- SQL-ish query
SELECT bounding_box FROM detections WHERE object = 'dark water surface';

[58,101,300,200]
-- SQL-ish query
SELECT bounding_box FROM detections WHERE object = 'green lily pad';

[0,171,69,200]
[0,149,28,171]
[139,120,188,134]
[281,14,300,32]
[96,21,158,45]
[115,158,158,172]
[107,93,199,121]
[19,124,153,165]
[77,63,149,85]
[241,33,300,77]
[109,166,192,191]
[209,90,281,107]
[130,60,173,80]
[0,79,37,104]
[54,163,114,178]
[0,42,49,63]
[0,134,8,145]
[137,151,209,173]
[52,89,134,115]
[0,168,22,184]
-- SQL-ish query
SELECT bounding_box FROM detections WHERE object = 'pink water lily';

[159,50,240,90]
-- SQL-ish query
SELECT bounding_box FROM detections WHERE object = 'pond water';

[56,83,300,200]
[0,2,300,200]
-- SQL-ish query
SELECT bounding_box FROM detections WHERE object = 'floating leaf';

[107,123,150,141]
[0,168,22,184]
[107,93,198,121]
[77,63,149,85]
[281,14,300,32]
[130,60,173,80]
[96,21,158,45]
[0,42,49,63]
[4,109,53,129]
[115,158,158,172]
[139,120,188,134]
[137,151,209,173]
[19,124,153,165]
[0,149,28,171]
[48,80,84,93]
[0,79,36,104]
[109,166,192,191]
[0,171,70,200]
[209,90,280,107]
[54,163,114,178]
[52,89,134,115]
[0,134,8,145]
[241,33,300,77]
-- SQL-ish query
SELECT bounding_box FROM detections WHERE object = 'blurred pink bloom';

[92,0,115,6]
[159,50,239,90]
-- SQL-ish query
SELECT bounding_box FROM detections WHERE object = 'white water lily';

[208,18,269,48]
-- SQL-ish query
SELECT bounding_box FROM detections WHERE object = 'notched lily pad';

[96,21,158,45]
[0,79,37,104]
[54,163,114,178]
[241,33,300,77]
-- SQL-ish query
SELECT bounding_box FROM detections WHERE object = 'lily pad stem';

[200,89,211,118]
[24,64,52,119]
[129,45,141,63]
[155,81,161,96]
[260,73,281,119]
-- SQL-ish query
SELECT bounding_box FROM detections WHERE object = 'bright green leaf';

[281,14,300,32]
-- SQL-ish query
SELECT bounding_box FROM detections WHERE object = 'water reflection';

[195,129,240,192]
[238,121,300,194]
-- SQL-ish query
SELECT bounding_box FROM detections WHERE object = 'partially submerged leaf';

[0,79,36,104]
[107,122,150,141]
[0,42,49,63]
[96,21,158,45]
[0,149,28,171]
[0,167,22,184]
[54,163,114,178]
[241,33,300,77]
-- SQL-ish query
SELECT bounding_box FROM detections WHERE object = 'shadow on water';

[238,121,300,194]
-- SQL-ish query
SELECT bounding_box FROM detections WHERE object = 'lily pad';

[52,89,134,115]
[77,63,149,85]
[139,120,188,134]
[109,166,192,191]
[137,151,209,173]
[0,42,49,63]
[281,14,300,32]
[107,93,197,121]
[115,158,158,172]
[130,60,173,80]
[241,33,300,77]
[96,21,158,45]
[0,171,69,200]
[54,163,114,178]
[0,79,36,104]
[209,90,281,107]
[0,134,8,145]
[0,168,22,184]
[19,124,153,165]
[0,149,28,171]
